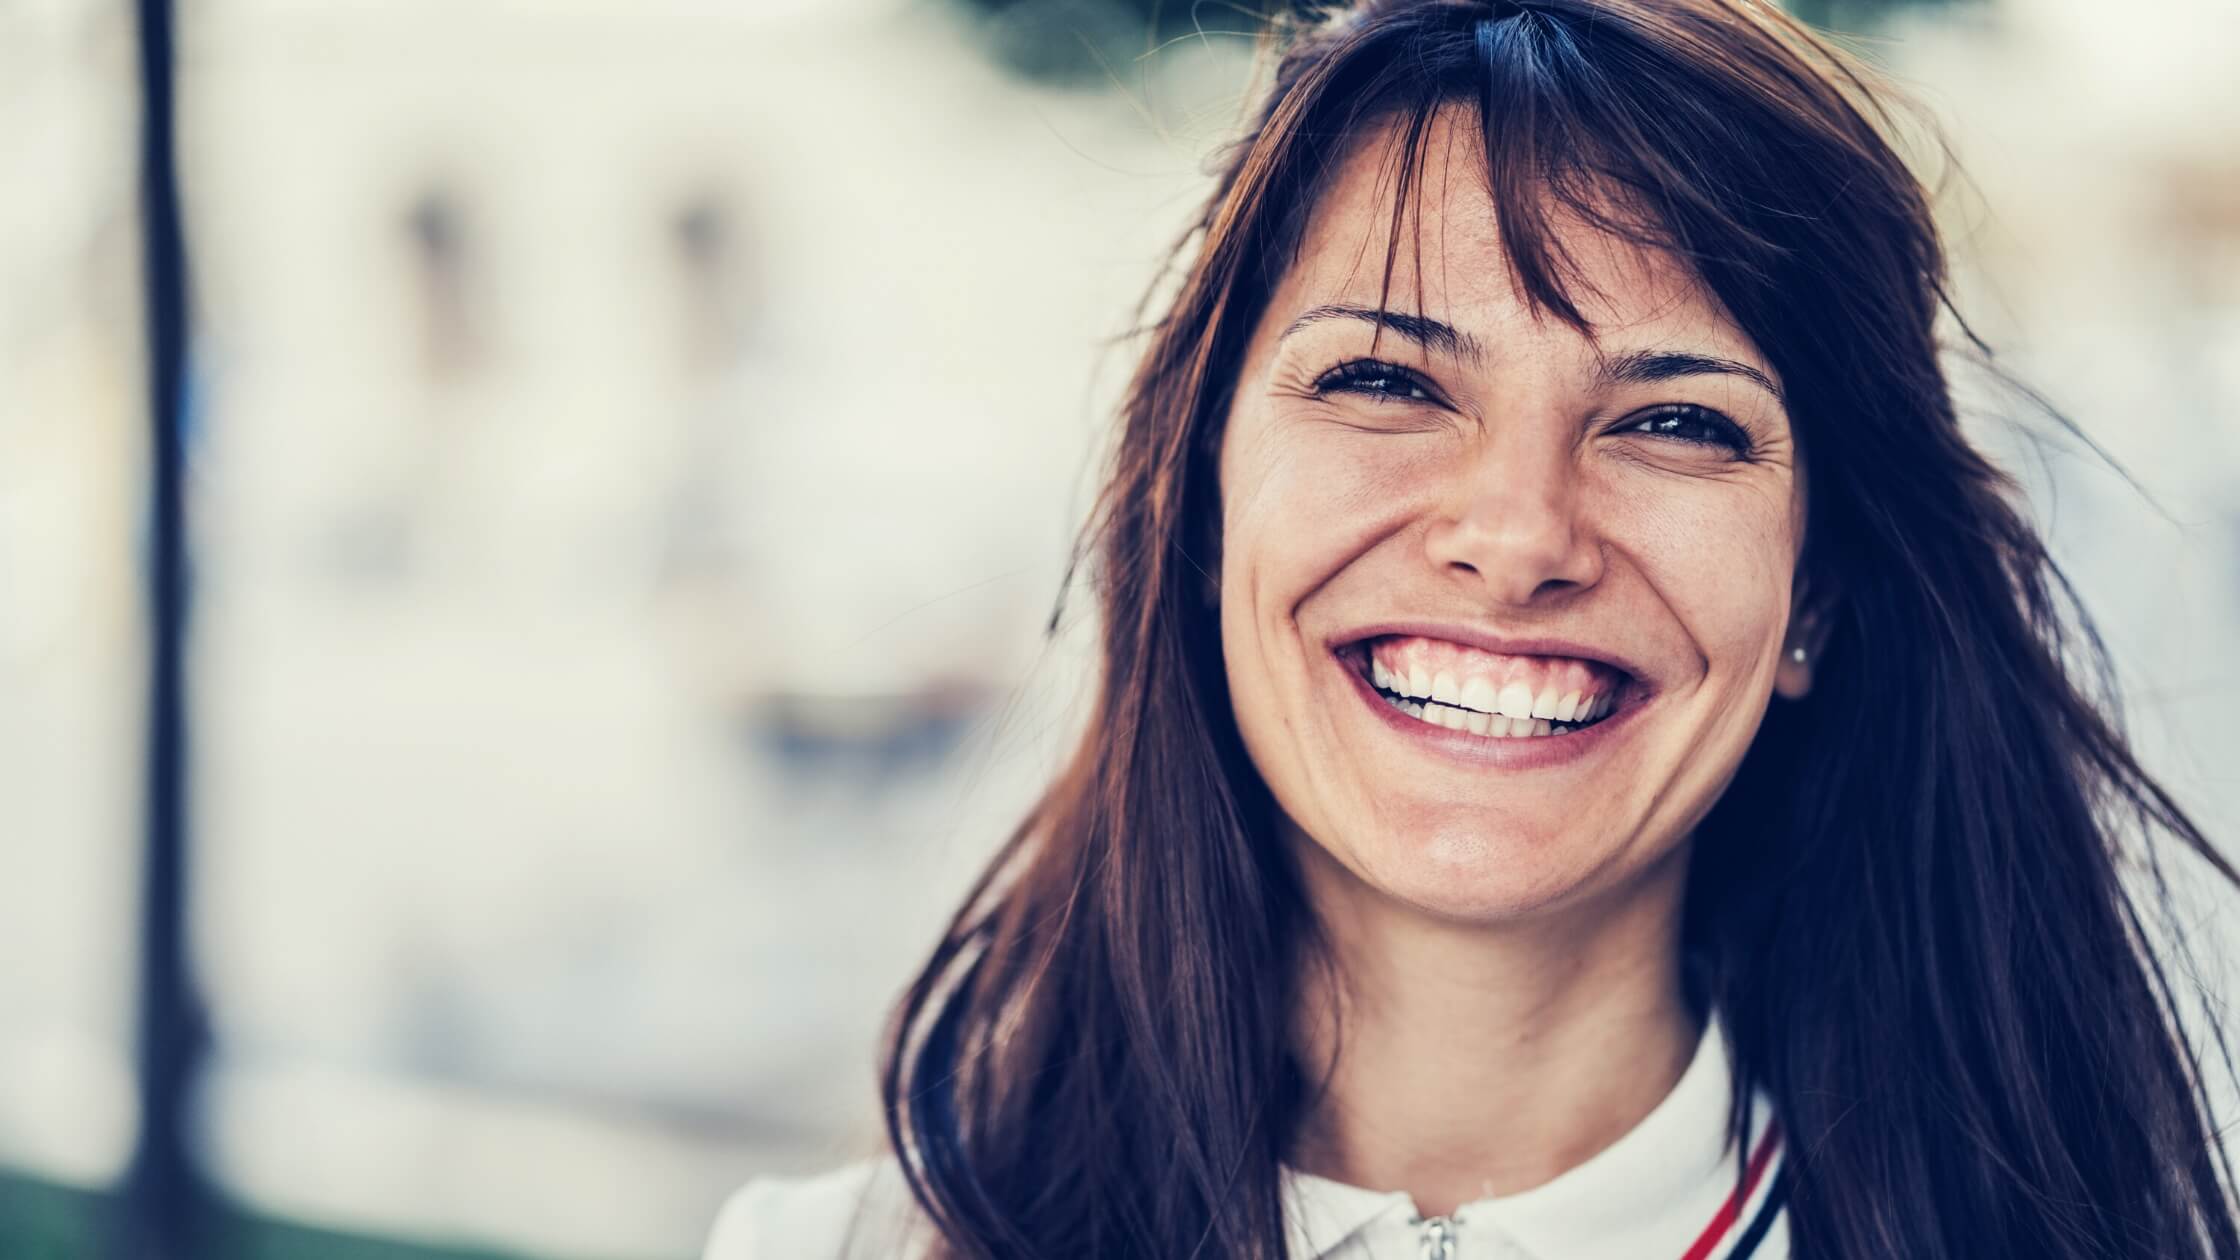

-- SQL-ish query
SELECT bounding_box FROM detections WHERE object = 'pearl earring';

[1790,646,1807,663]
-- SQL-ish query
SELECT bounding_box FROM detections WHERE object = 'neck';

[1286,836,1698,1218]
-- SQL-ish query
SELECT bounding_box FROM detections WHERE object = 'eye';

[1313,358,1439,404]
[1618,403,1754,457]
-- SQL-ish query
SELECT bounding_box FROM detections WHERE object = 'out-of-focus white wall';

[0,0,144,1196]
[0,0,2231,1258]
[177,2,1250,1257]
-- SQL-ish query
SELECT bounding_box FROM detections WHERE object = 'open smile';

[1332,631,1650,762]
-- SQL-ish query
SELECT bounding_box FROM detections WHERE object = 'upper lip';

[1329,621,1655,690]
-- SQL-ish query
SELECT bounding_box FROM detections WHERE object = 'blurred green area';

[0,1170,561,1260]
[949,0,1960,79]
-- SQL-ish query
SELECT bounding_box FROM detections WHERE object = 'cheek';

[1218,427,1333,722]
[1219,421,1439,606]
[1218,424,1443,721]
[1216,423,1430,802]
[1606,475,1797,673]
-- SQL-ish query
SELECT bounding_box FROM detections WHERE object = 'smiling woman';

[1222,127,1811,932]
[706,1,2240,1257]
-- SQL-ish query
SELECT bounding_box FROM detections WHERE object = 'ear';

[1773,571,1835,701]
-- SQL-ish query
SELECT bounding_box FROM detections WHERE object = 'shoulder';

[701,1156,940,1260]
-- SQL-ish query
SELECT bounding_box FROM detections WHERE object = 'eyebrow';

[1281,304,1484,364]
[1278,303,1785,407]
[1598,348,1786,408]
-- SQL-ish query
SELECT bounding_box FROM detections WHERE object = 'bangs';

[1257,1,1825,345]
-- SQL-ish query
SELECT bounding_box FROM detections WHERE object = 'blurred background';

[0,0,2233,1255]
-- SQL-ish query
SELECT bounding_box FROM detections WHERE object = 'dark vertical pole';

[122,0,201,1252]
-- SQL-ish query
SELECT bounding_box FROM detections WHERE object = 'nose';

[1421,433,1603,606]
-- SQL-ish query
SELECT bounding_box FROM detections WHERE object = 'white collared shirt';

[703,1015,1789,1259]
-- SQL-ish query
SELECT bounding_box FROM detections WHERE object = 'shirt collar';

[1279,1012,1761,1259]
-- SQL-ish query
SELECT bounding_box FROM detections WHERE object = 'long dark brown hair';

[881,1,2240,1255]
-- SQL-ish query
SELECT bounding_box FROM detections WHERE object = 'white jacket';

[703,1015,1790,1259]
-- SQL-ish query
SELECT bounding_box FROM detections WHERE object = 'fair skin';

[1216,110,1824,1216]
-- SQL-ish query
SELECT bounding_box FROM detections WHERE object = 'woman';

[707,0,2240,1255]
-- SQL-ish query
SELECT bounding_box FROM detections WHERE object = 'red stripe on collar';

[1677,1119,1783,1260]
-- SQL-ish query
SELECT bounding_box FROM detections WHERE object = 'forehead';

[1283,107,1763,366]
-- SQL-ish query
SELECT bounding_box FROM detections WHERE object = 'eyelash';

[1311,358,1754,457]
[1312,358,1439,403]
[1618,404,1755,457]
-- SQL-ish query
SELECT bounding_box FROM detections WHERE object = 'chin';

[1315,811,1607,924]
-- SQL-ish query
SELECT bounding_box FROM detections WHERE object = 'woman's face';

[1217,112,1814,923]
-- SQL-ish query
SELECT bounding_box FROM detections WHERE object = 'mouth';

[1334,632,1642,741]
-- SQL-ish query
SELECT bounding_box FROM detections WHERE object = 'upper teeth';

[1371,657,1611,725]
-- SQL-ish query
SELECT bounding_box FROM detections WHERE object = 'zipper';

[1417,1213,1460,1260]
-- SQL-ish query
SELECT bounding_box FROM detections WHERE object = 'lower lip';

[1335,652,1649,770]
